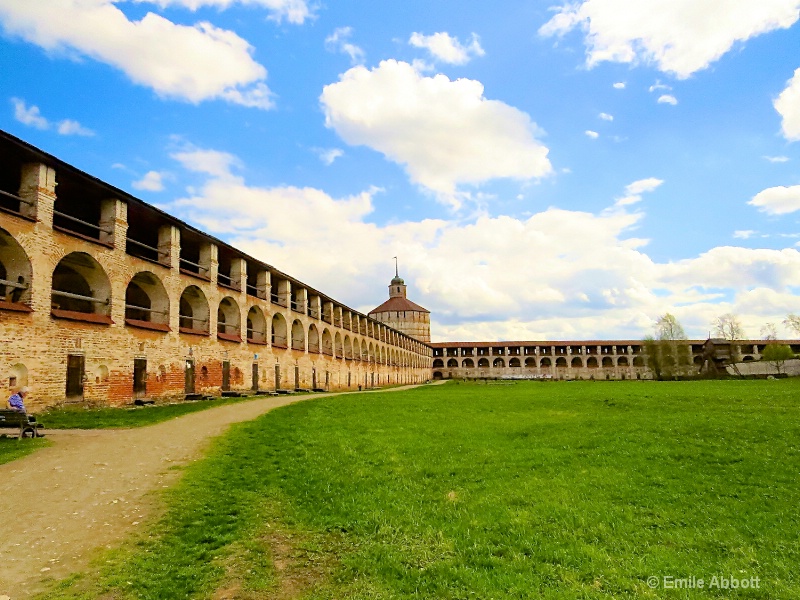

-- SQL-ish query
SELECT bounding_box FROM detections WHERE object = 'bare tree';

[760,322,778,340]
[656,313,687,341]
[647,313,691,379]
[712,313,745,340]
[784,314,800,337]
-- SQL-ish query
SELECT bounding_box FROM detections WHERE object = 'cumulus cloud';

[157,145,800,340]
[599,112,613,121]
[764,155,790,163]
[613,82,625,89]
[11,97,48,129]
[408,31,485,65]
[314,147,344,165]
[136,0,313,24]
[539,0,800,78]
[585,130,599,139]
[132,170,166,191]
[320,60,552,207]
[658,94,678,105]
[734,230,756,239]
[171,147,242,178]
[613,177,663,207]
[11,98,94,135]
[0,0,274,108]
[749,184,800,215]
[775,67,800,141]
[56,119,95,136]
[325,27,365,65]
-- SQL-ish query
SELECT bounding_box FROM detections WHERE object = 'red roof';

[369,296,430,314]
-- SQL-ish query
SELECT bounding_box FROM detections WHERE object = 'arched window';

[493,358,505,368]
[179,286,210,334]
[540,357,551,368]
[447,358,458,367]
[509,357,521,367]
[344,335,353,359]
[271,313,288,348]
[217,297,241,340]
[478,357,490,368]
[556,357,567,368]
[602,356,614,367]
[617,356,629,367]
[52,252,111,319]
[308,324,320,353]
[571,357,582,368]
[0,227,32,306]
[587,357,598,369]
[291,319,305,351]
[246,306,267,344]
[433,359,444,368]
[335,332,344,358]
[322,328,333,355]
[125,272,169,329]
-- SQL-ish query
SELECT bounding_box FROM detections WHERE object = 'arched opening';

[447,358,458,368]
[217,297,242,340]
[433,359,444,368]
[587,357,598,369]
[361,341,369,362]
[322,328,333,355]
[556,357,567,369]
[617,356,629,367]
[493,358,505,368]
[0,227,32,305]
[742,355,754,362]
[6,363,27,389]
[179,286,210,334]
[462,358,474,368]
[633,356,645,367]
[125,272,169,328]
[344,335,353,359]
[540,357,551,368]
[308,324,320,353]
[433,371,443,380]
[335,332,343,358]
[271,313,288,348]
[525,357,536,368]
[509,357,521,367]
[602,356,613,368]
[478,357,490,368]
[291,320,305,351]
[571,357,582,368]
[52,252,111,318]
[246,306,267,343]
[368,342,376,363]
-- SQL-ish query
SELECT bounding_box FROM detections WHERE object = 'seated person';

[7,387,44,436]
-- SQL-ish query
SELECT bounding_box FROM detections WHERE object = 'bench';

[0,409,43,438]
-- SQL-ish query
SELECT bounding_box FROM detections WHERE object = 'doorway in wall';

[66,354,85,401]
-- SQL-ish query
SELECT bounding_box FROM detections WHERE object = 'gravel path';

[0,385,429,598]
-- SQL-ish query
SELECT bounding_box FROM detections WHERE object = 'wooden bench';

[0,409,43,438]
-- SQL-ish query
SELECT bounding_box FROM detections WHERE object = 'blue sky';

[2,0,800,341]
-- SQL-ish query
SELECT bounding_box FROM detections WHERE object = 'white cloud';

[132,170,166,191]
[613,81,625,89]
[325,27,365,65]
[408,31,485,65]
[764,155,790,163]
[315,148,344,165]
[649,81,672,92]
[171,147,242,178]
[57,119,95,136]
[658,94,678,105]
[613,177,663,207]
[734,230,756,239]
[136,0,313,24]
[320,60,552,207]
[775,67,800,141]
[161,144,800,340]
[585,130,599,139]
[749,184,800,215]
[0,0,274,108]
[539,0,800,78]
[598,112,613,121]
[11,97,48,129]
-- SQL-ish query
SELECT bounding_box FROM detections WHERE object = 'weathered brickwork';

[0,132,432,409]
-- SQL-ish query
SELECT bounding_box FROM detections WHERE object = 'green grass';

[0,436,49,465]
[39,395,255,429]
[41,380,800,599]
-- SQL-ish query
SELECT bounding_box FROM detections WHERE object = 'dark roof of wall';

[369,296,430,314]
[430,339,799,348]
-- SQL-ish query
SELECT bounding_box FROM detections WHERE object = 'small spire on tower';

[393,256,398,278]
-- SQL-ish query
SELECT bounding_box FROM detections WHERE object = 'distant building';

[369,271,431,343]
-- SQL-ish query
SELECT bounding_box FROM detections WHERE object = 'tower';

[369,266,430,343]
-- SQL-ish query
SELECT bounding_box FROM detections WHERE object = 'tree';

[760,323,778,340]
[784,314,800,337]
[712,313,745,340]
[645,314,691,379]
[761,344,795,375]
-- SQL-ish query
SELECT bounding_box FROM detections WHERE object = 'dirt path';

[0,384,432,598]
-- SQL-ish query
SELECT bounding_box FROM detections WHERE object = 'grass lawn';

[39,395,256,429]
[0,436,49,465]
[42,379,800,599]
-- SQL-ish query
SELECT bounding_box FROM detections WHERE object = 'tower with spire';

[369,260,431,343]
